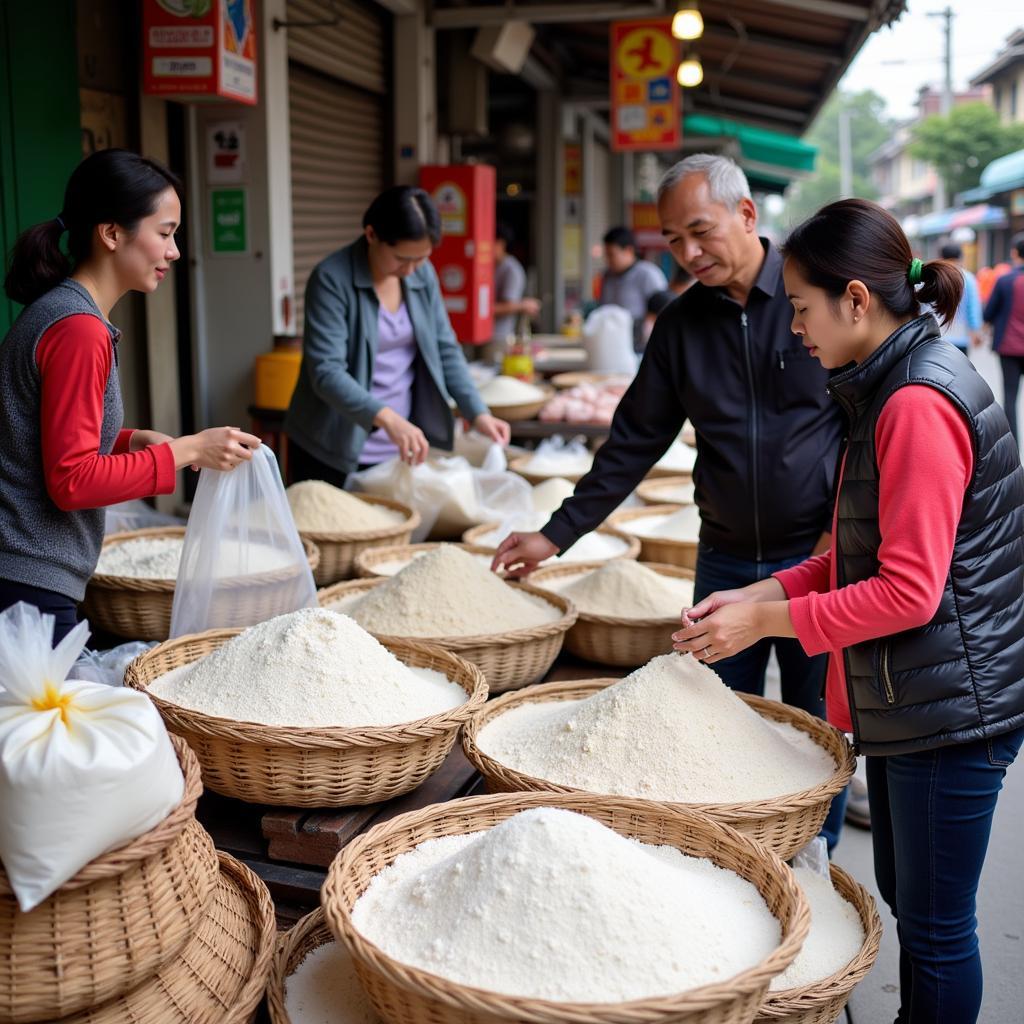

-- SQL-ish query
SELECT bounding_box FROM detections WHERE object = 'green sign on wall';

[210,187,248,254]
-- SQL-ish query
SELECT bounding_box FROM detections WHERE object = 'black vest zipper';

[740,311,762,562]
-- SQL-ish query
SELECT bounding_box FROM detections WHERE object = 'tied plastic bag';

[524,435,593,478]
[71,641,157,687]
[170,446,317,637]
[583,305,639,375]
[0,604,184,912]
[349,445,533,541]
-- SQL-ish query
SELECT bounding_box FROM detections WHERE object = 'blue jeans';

[867,727,1024,1024]
[694,542,847,851]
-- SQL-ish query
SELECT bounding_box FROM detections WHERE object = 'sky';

[840,0,1023,120]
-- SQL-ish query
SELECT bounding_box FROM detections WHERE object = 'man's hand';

[491,531,558,578]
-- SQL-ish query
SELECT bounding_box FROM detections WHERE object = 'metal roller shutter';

[285,0,386,94]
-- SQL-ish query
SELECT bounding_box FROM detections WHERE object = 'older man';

[494,154,848,842]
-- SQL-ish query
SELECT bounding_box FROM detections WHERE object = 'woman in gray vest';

[284,186,509,486]
[0,149,259,643]
[674,198,1024,1023]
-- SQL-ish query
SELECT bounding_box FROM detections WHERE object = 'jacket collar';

[828,313,941,418]
[351,234,430,292]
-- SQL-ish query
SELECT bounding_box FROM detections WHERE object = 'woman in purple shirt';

[286,187,510,484]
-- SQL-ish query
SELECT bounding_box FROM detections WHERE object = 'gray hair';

[657,154,751,207]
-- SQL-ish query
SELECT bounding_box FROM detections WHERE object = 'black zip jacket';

[542,241,844,562]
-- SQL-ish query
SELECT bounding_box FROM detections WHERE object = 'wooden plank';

[197,792,270,857]
[245,858,326,907]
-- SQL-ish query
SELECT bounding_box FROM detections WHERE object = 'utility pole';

[927,6,954,211]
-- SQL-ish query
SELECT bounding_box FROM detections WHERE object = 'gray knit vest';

[0,280,124,600]
[829,314,1024,756]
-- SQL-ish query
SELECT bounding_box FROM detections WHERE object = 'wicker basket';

[528,561,695,667]
[486,384,555,422]
[754,863,882,1024]
[125,631,487,807]
[462,679,856,860]
[461,522,641,563]
[0,735,218,1024]
[636,474,694,507]
[266,907,338,1024]
[355,543,497,579]
[319,577,577,694]
[608,504,699,570]
[81,527,321,641]
[508,453,592,486]
[549,371,632,390]
[299,495,421,586]
[58,853,276,1024]
[321,791,811,1024]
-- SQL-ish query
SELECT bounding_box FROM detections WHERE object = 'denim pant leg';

[867,727,1024,1024]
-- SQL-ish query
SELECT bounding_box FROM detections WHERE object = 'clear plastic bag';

[71,641,157,687]
[0,604,184,911]
[524,435,593,478]
[790,836,831,878]
[169,446,317,637]
[583,304,639,374]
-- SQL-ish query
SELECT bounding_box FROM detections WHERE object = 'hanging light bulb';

[677,54,704,88]
[672,1,704,41]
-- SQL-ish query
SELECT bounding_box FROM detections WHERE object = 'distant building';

[971,28,1024,125]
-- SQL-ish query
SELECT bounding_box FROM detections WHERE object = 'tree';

[911,102,1024,199]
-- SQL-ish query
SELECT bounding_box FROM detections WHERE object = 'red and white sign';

[610,19,681,153]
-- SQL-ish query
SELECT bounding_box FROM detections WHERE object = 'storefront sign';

[630,202,668,250]
[610,18,681,153]
[210,188,248,254]
[143,0,257,106]
[207,121,245,183]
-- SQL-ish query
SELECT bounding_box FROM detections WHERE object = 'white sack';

[583,305,639,375]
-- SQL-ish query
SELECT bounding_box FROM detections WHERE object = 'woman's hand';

[169,427,261,472]
[129,429,173,452]
[685,577,785,622]
[672,602,768,664]
[491,531,558,578]
[374,407,429,465]
[473,413,511,447]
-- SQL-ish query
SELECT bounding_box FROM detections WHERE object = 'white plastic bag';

[0,604,184,911]
[790,836,830,878]
[71,642,157,687]
[583,305,639,374]
[169,446,316,637]
[525,435,593,478]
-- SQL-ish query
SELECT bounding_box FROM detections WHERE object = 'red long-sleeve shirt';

[36,314,176,511]
[774,385,974,733]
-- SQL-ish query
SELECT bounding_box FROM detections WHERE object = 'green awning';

[961,147,1024,203]
[683,114,818,184]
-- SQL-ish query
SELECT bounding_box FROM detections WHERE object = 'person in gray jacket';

[285,187,510,485]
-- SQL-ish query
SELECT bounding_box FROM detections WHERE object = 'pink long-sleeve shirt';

[773,385,974,733]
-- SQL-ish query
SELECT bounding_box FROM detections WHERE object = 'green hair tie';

[908,258,923,285]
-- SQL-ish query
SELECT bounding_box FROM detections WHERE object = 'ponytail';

[916,259,964,328]
[4,220,72,306]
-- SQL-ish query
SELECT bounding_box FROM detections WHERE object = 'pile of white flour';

[352,807,780,1002]
[769,866,865,990]
[96,536,292,580]
[287,481,404,534]
[480,375,547,406]
[476,654,835,802]
[543,560,694,618]
[654,439,697,473]
[531,477,575,516]
[285,940,377,1024]
[524,448,593,477]
[622,504,701,541]
[149,608,465,727]
[330,546,559,637]
[371,549,493,577]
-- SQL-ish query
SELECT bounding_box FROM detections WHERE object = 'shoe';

[844,776,871,830]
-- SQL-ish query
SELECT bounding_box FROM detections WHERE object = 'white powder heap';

[480,375,547,406]
[545,561,694,618]
[524,448,593,477]
[95,536,293,580]
[333,546,559,637]
[149,608,465,727]
[285,940,377,1024]
[371,550,494,577]
[352,807,780,1002]
[623,504,701,541]
[654,439,697,473]
[477,654,835,803]
[769,867,865,991]
[646,481,695,505]
[287,481,404,534]
[531,477,576,516]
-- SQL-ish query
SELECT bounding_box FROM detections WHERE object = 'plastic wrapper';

[583,304,639,374]
[71,641,157,687]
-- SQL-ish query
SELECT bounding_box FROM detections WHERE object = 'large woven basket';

[58,853,276,1024]
[461,521,640,564]
[319,577,577,694]
[125,631,487,807]
[81,527,321,641]
[321,791,811,1024]
[508,453,592,485]
[298,494,421,586]
[608,504,699,570]
[355,543,497,579]
[528,561,695,667]
[755,863,882,1024]
[266,907,341,1024]
[462,679,855,860]
[0,735,218,1024]
[636,474,694,507]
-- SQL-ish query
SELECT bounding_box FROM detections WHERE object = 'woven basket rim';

[124,629,488,748]
[355,542,497,577]
[0,732,201,896]
[608,504,700,549]
[757,861,883,1012]
[461,521,641,561]
[321,791,811,1021]
[549,371,632,389]
[484,383,555,416]
[297,493,422,543]
[89,528,320,592]
[636,475,694,505]
[266,907,335,1023]
[508,454,590,484]
[527,560,696,626]
[462,678,855,820]
[318,576,578,649]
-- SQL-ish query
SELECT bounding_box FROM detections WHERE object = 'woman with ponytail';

[673,198,1024,1023]
[0,149,260,641]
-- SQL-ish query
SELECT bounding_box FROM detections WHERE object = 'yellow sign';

[610,19,681,153]
[614,26,676,80]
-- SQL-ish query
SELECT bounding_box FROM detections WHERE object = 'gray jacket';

[284,236,488,472]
